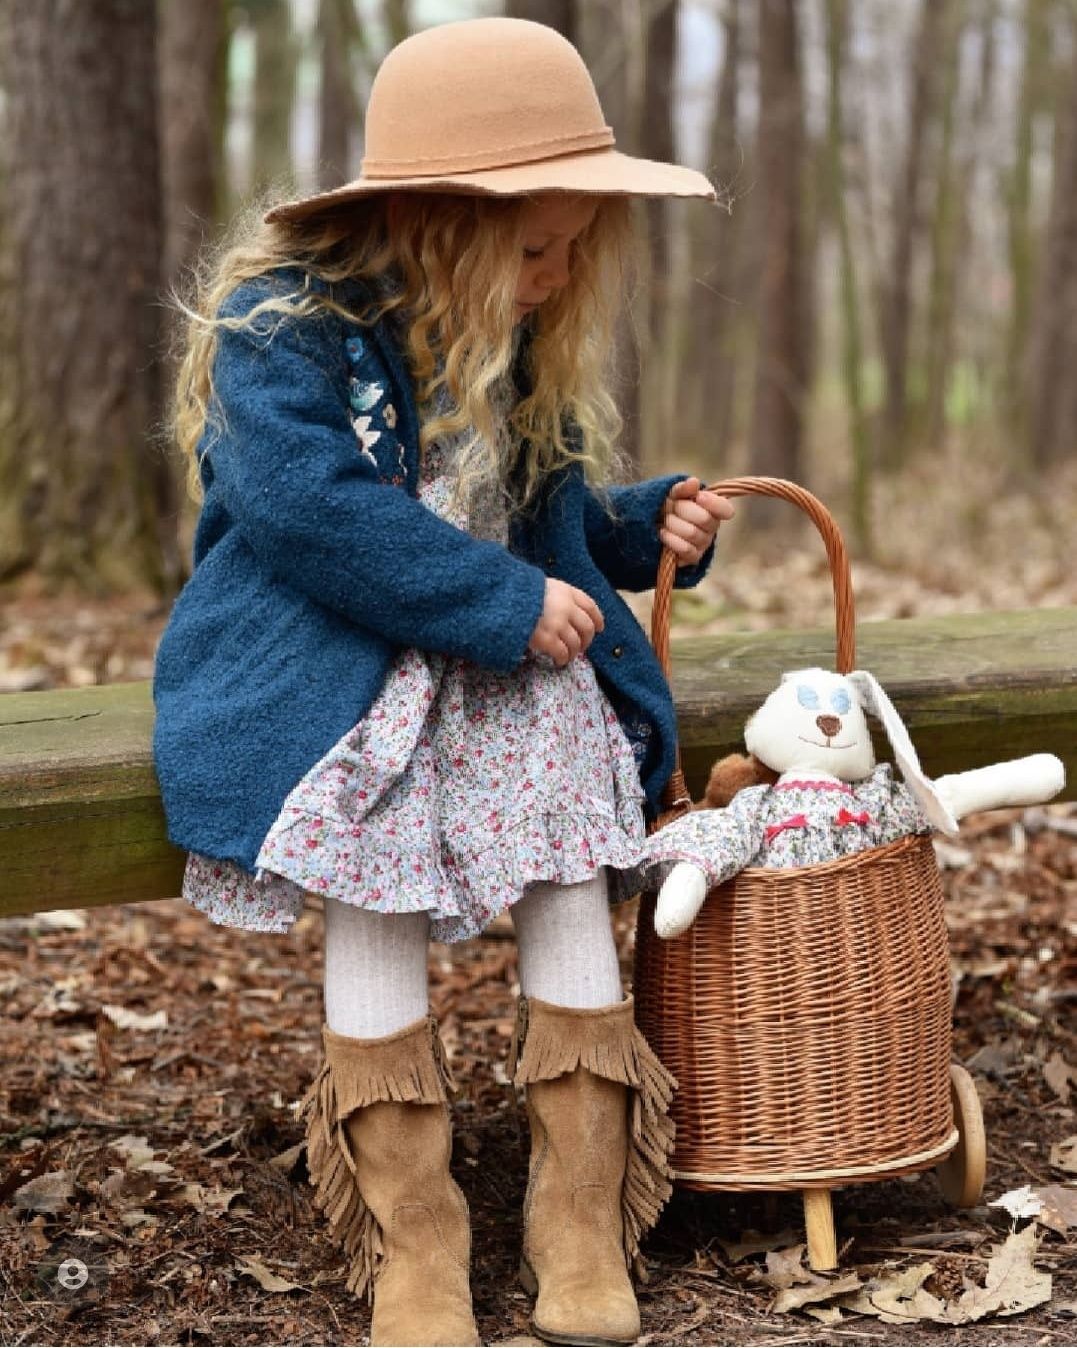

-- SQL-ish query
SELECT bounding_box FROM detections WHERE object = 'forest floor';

[0,452,1074,1346]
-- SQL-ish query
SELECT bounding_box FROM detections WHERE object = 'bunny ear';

[847,670,960,835]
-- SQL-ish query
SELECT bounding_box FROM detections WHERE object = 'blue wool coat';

[152,268,716,873]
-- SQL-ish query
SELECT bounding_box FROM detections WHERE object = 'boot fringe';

[296,1013,455,1303]
[511,995,678,1276]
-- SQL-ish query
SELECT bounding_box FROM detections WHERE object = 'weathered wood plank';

[1,609,1074,918]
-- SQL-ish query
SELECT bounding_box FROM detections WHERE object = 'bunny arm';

[655,863,709,939]
[933,754,1066,822]
[647,786,771,939]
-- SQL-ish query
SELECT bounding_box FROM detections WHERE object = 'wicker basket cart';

[633,477,986,1271]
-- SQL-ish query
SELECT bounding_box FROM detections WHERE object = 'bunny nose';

[816,715,842,739]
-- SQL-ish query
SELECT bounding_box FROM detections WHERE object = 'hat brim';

[264,148,716,223]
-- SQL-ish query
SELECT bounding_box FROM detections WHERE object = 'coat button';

[612,644,624,658]
[545,553,555,566]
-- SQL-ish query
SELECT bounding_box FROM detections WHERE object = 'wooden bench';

[1,607,1074,920]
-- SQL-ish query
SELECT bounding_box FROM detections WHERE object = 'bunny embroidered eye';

[831,688,852,714]
[796,684,821,710]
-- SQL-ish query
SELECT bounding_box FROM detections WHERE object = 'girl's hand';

[528,578,604,667]
[659,477,735,566]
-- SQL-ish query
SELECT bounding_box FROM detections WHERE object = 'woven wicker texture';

[634,478,956,1188]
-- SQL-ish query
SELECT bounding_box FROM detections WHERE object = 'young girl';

[154,17,732,1347]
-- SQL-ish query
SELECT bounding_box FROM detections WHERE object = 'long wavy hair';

[170,187,643,521]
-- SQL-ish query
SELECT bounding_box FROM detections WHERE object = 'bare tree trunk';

[877,0,943,471]
[688,0,742,466]
[922,1,967,449]
[159,0,226,288]
[824,0,871,554]
[749,0,807,496]
[382,0,413,48]
[577,0,643,473]
[0,0,178,595]
[505,0,576,43]
[642,0,677,333]
[1028,14,1077,468]
[640,0,680,472]
[1006,0,1049,439]
[251,0,298,194]
[318,0,365,189]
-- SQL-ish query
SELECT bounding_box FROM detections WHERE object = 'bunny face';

[743,667,876,781]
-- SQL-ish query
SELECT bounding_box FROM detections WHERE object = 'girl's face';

[514,195,598,324]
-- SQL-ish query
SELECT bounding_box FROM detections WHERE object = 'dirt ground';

[1,454,1074,1345]
[0,807,1073,1347]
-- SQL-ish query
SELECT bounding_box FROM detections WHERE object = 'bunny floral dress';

[180,322,649,941]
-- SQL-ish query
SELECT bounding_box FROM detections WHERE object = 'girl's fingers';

[662,513,711,548]
[659,526,698,558]
[666,497,712,528]
[698,490,735,521]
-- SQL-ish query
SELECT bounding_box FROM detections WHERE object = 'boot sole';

[519,1258,639,1347]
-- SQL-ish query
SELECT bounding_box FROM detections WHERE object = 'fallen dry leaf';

[941,1226,1051,1325]
[717,1228,800,1264]
[1031,1184,1077,1235]
[772,1272,861,1314]
[100,1005,168,1031]
[13,1170,75,1213]
[1049,1135,1077,1175]
[758,1242,818,1290]
[840,1262,947,1325]
[1044,1051,1074,1104]
[234,1256,304,1292]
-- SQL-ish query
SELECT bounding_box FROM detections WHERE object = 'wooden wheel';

[936,1063,986,1207]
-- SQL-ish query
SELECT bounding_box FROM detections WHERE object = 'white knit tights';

[322,868,623,1039]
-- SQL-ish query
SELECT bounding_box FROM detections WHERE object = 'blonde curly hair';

[169,188,643,521]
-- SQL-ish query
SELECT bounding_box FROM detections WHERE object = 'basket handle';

[652,476,856,820]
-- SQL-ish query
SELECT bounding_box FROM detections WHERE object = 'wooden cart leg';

[803,1189,837,1271]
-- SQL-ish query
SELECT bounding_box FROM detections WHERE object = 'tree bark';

[250,0,298,194]
[687,0,742,467]
[0,0,178,595]
[318,0,365,190]
[824,0,871,554]
[1006,0,1049,440]
[505,0,576,44]
[877,0,943,470]
[922,1,967,449]
[159,0,227,288]
[749,0,807,495]
[1028,12,1077,468]
[576,0,643,473]
[382,0,413,49]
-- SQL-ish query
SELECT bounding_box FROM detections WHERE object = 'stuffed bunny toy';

[639,667,1065,940]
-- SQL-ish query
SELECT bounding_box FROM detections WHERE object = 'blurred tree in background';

[0,0,1073,598]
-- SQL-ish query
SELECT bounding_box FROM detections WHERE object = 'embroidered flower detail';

[764,813,809,843]
[349,378,384,413]
[353,414,382,457]
[384,402,398,428]
[345,335,366,360]
[834,807,872,827]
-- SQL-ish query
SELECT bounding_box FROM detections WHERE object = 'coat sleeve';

[582,475,717,592]
[203,294,547,674]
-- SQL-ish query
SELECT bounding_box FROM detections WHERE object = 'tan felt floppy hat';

[265,16,716,223]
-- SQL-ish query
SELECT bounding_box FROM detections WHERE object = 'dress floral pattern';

[181,327,649,940]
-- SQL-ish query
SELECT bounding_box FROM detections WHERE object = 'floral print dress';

[181,325,649,941]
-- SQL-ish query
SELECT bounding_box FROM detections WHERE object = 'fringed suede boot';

[510,994,678,1346]
[296,1013,480,1347]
